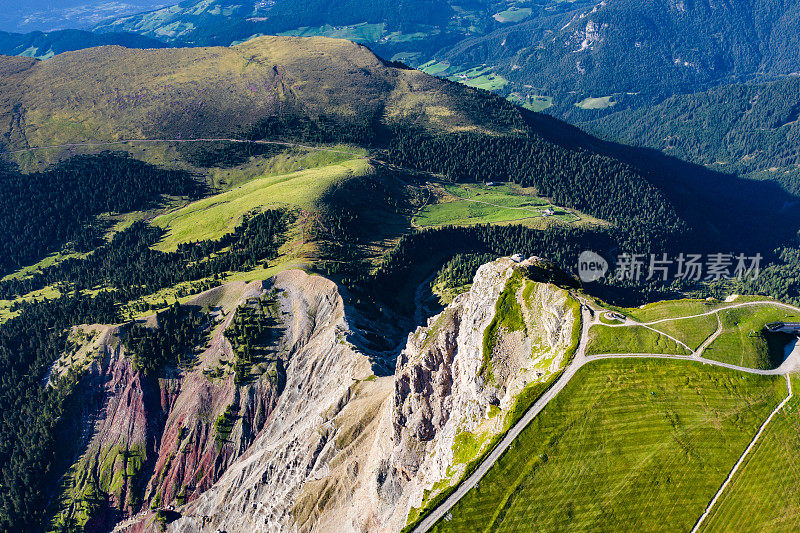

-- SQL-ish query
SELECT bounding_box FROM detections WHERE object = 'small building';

[485,181,495,186]
[542,207,555,216]
[766,322,800,334]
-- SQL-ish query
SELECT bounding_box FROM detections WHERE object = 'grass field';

[431,358,786,533]
[414,183,575,227]
[699,374,800,532]
[1,250,86,282]
[448,66,509,91]
[585,324,691,355]
[508,92,553,112]
[420,60,451,75]
[278,22,386,43]
[647,314,720,350]
[205,145,366,191]
[703,306,800,370]
[0,284,63,323]
[419,62,509,92]
[575,95,617,109]
[151,158,373,251]
[493,7,532,23]
[623,298,723,322]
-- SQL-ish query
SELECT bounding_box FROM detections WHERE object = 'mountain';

[89,0,800,116]
[4,36,799,255]
[436,0,800,109]
[581,76,800,193]
[2,36,800,532]
[0,0,167,33]
[0,29,166,59]
[91,0,483,47]
[0,35,526,154]
[33,257,800,532]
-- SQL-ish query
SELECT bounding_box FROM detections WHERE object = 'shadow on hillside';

[524,110,800,253]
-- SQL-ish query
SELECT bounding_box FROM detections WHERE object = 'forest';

[0,95,799,530]
[383,128,685,253]
[0,209,294,301]
[124,302,210,376]
[587,76,800,193]
[0,292,118,531]
[0,208,293,532]
[0,153,205,276]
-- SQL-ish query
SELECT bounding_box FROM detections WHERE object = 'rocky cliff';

[50,258,579,532]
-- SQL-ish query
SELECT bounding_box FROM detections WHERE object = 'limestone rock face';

[56,259,575,532]
[376,258,577,532]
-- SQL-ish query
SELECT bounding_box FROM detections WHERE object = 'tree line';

[0,209,294,301]
[0,153,205,276]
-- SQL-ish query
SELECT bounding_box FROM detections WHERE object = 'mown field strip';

[691,374,794,533]
[430,358,785,533]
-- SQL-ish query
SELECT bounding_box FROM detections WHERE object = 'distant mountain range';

[0,29,165,59]
[3,0,800,121]
[86,0,800,114]
[441,0,800,107]
[0,0,167,33]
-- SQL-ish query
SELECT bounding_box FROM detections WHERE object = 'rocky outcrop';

[49,281,286,531]
[374,257,578,531]
[55,258,578,532]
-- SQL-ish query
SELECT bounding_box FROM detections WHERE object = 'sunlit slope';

[698,375,800,532]
[152,158,373,251]
[0,35,522,157]
[432,358,786,533]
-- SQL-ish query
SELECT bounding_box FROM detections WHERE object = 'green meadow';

[585,324,691,355]
[698,375,800,532]
[431,358,786,533]
[414,183,575,227]
[152,158,373,251]
[703,305,800,369]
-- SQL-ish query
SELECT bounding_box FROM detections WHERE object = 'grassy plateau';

[585,324,691,355]
[431,358,786,533]
[698,374,800,532]
[414,182,576,227]
[703,305,800,370]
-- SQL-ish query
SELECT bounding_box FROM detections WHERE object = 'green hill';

[2,35,800,289]
[0,35,523,161]
[432,358,787,533]
[88,0,800,117]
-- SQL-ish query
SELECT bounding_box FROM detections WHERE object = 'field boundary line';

[690,373,793,533]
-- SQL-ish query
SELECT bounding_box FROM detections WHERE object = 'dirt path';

[412,298,800,532]
[635,300,800,327]
[601,299,800,358]
[411,302,594,533]
[2,137,372,159]
[695,314,723,358]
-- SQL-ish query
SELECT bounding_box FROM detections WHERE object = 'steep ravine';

[50,258,578,532]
